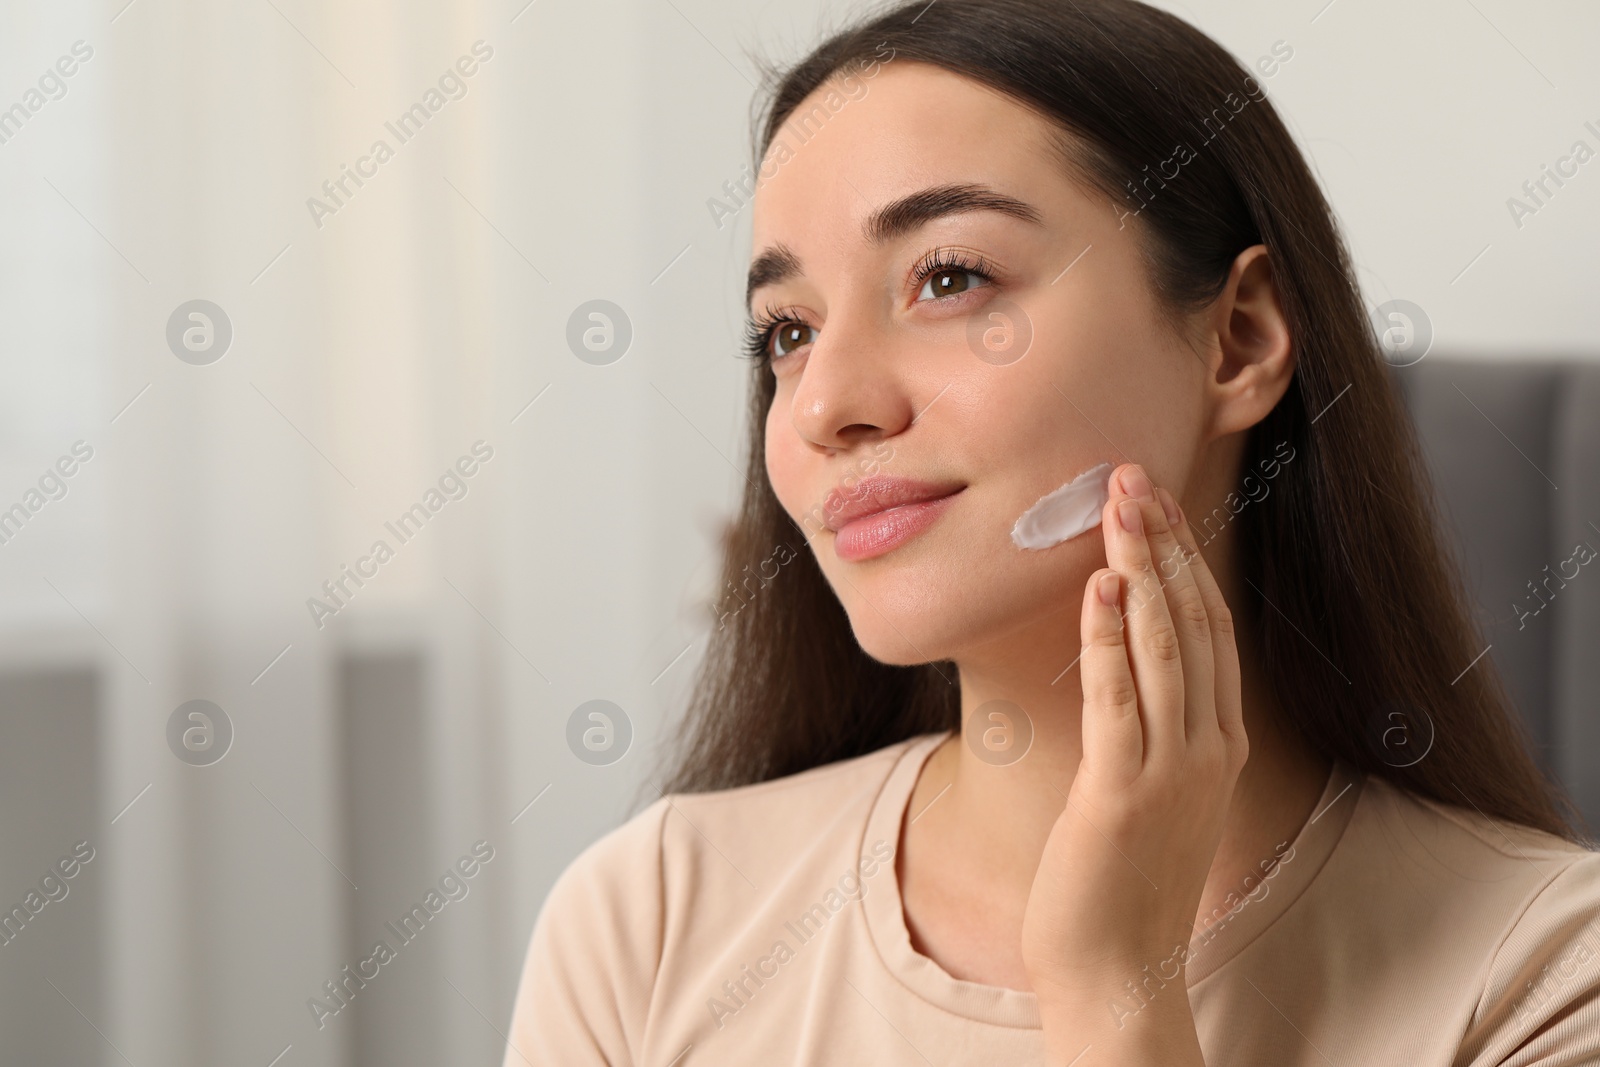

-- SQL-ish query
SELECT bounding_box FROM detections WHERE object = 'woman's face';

[749,61,1213,667]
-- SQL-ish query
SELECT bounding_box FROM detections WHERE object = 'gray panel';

[337,653,441,1067]
[1553,364,1600,832]
[0,669,104,1066]
[1400,360,1563,766]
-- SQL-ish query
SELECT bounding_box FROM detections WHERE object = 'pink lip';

[832,489,963,562]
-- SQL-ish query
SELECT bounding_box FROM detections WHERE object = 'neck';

[899,523,1332,989]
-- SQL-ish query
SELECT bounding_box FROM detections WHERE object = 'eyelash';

[741,248,1000,366]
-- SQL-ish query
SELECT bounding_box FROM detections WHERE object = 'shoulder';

[1463,847,1600,1064]
[1351,772,1599,916]
[503,793,672,1067]
[555,727,927,895]
[1357,776,1600,1063]
[557,730,927,893]
[1350,770,1593,880]
[503,732,937,1066]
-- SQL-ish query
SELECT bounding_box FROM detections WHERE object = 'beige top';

[504,731,1600,1065]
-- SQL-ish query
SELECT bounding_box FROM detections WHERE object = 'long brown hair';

[655,0,1590,845]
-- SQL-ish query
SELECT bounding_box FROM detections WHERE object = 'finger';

[1119,468,1215,747]
[1101,472,1185,768]
[1159,490,1246,754]
[1078,567,1142,783]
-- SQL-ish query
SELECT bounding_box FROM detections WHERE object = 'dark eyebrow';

[744,182,1043,308]
[745,244,803,311]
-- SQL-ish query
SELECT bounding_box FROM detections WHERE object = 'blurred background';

[0,0,1596,1063]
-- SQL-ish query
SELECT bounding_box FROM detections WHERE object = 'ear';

[1200,245,1294,442]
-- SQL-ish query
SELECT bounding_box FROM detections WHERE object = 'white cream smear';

[1010,461,1115,550]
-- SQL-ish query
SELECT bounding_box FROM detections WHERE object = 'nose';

[786,309,917,452]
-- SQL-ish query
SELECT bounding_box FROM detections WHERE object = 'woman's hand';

[1020,462,1248,1066]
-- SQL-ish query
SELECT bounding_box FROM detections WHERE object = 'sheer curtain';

[0,0,749,1063]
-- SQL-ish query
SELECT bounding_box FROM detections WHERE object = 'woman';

[506,1,1600,1063]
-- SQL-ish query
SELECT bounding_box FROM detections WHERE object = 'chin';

[833,551,1093,669]
[849,622,940,667]
[827,569,961,665]
[831,583,985,667]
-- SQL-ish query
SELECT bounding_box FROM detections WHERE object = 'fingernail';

[1121,465,1155,503]
[1157,487,1181,526]
[1117,498,1143,534]
[1097,572,1120,606]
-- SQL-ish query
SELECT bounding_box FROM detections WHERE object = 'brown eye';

[917,269,988,301]
[772,322,816,358]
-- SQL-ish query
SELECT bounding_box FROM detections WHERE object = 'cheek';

[1027,302,1199,456]
[764,400,806,517]
[1083,353,1203,467]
